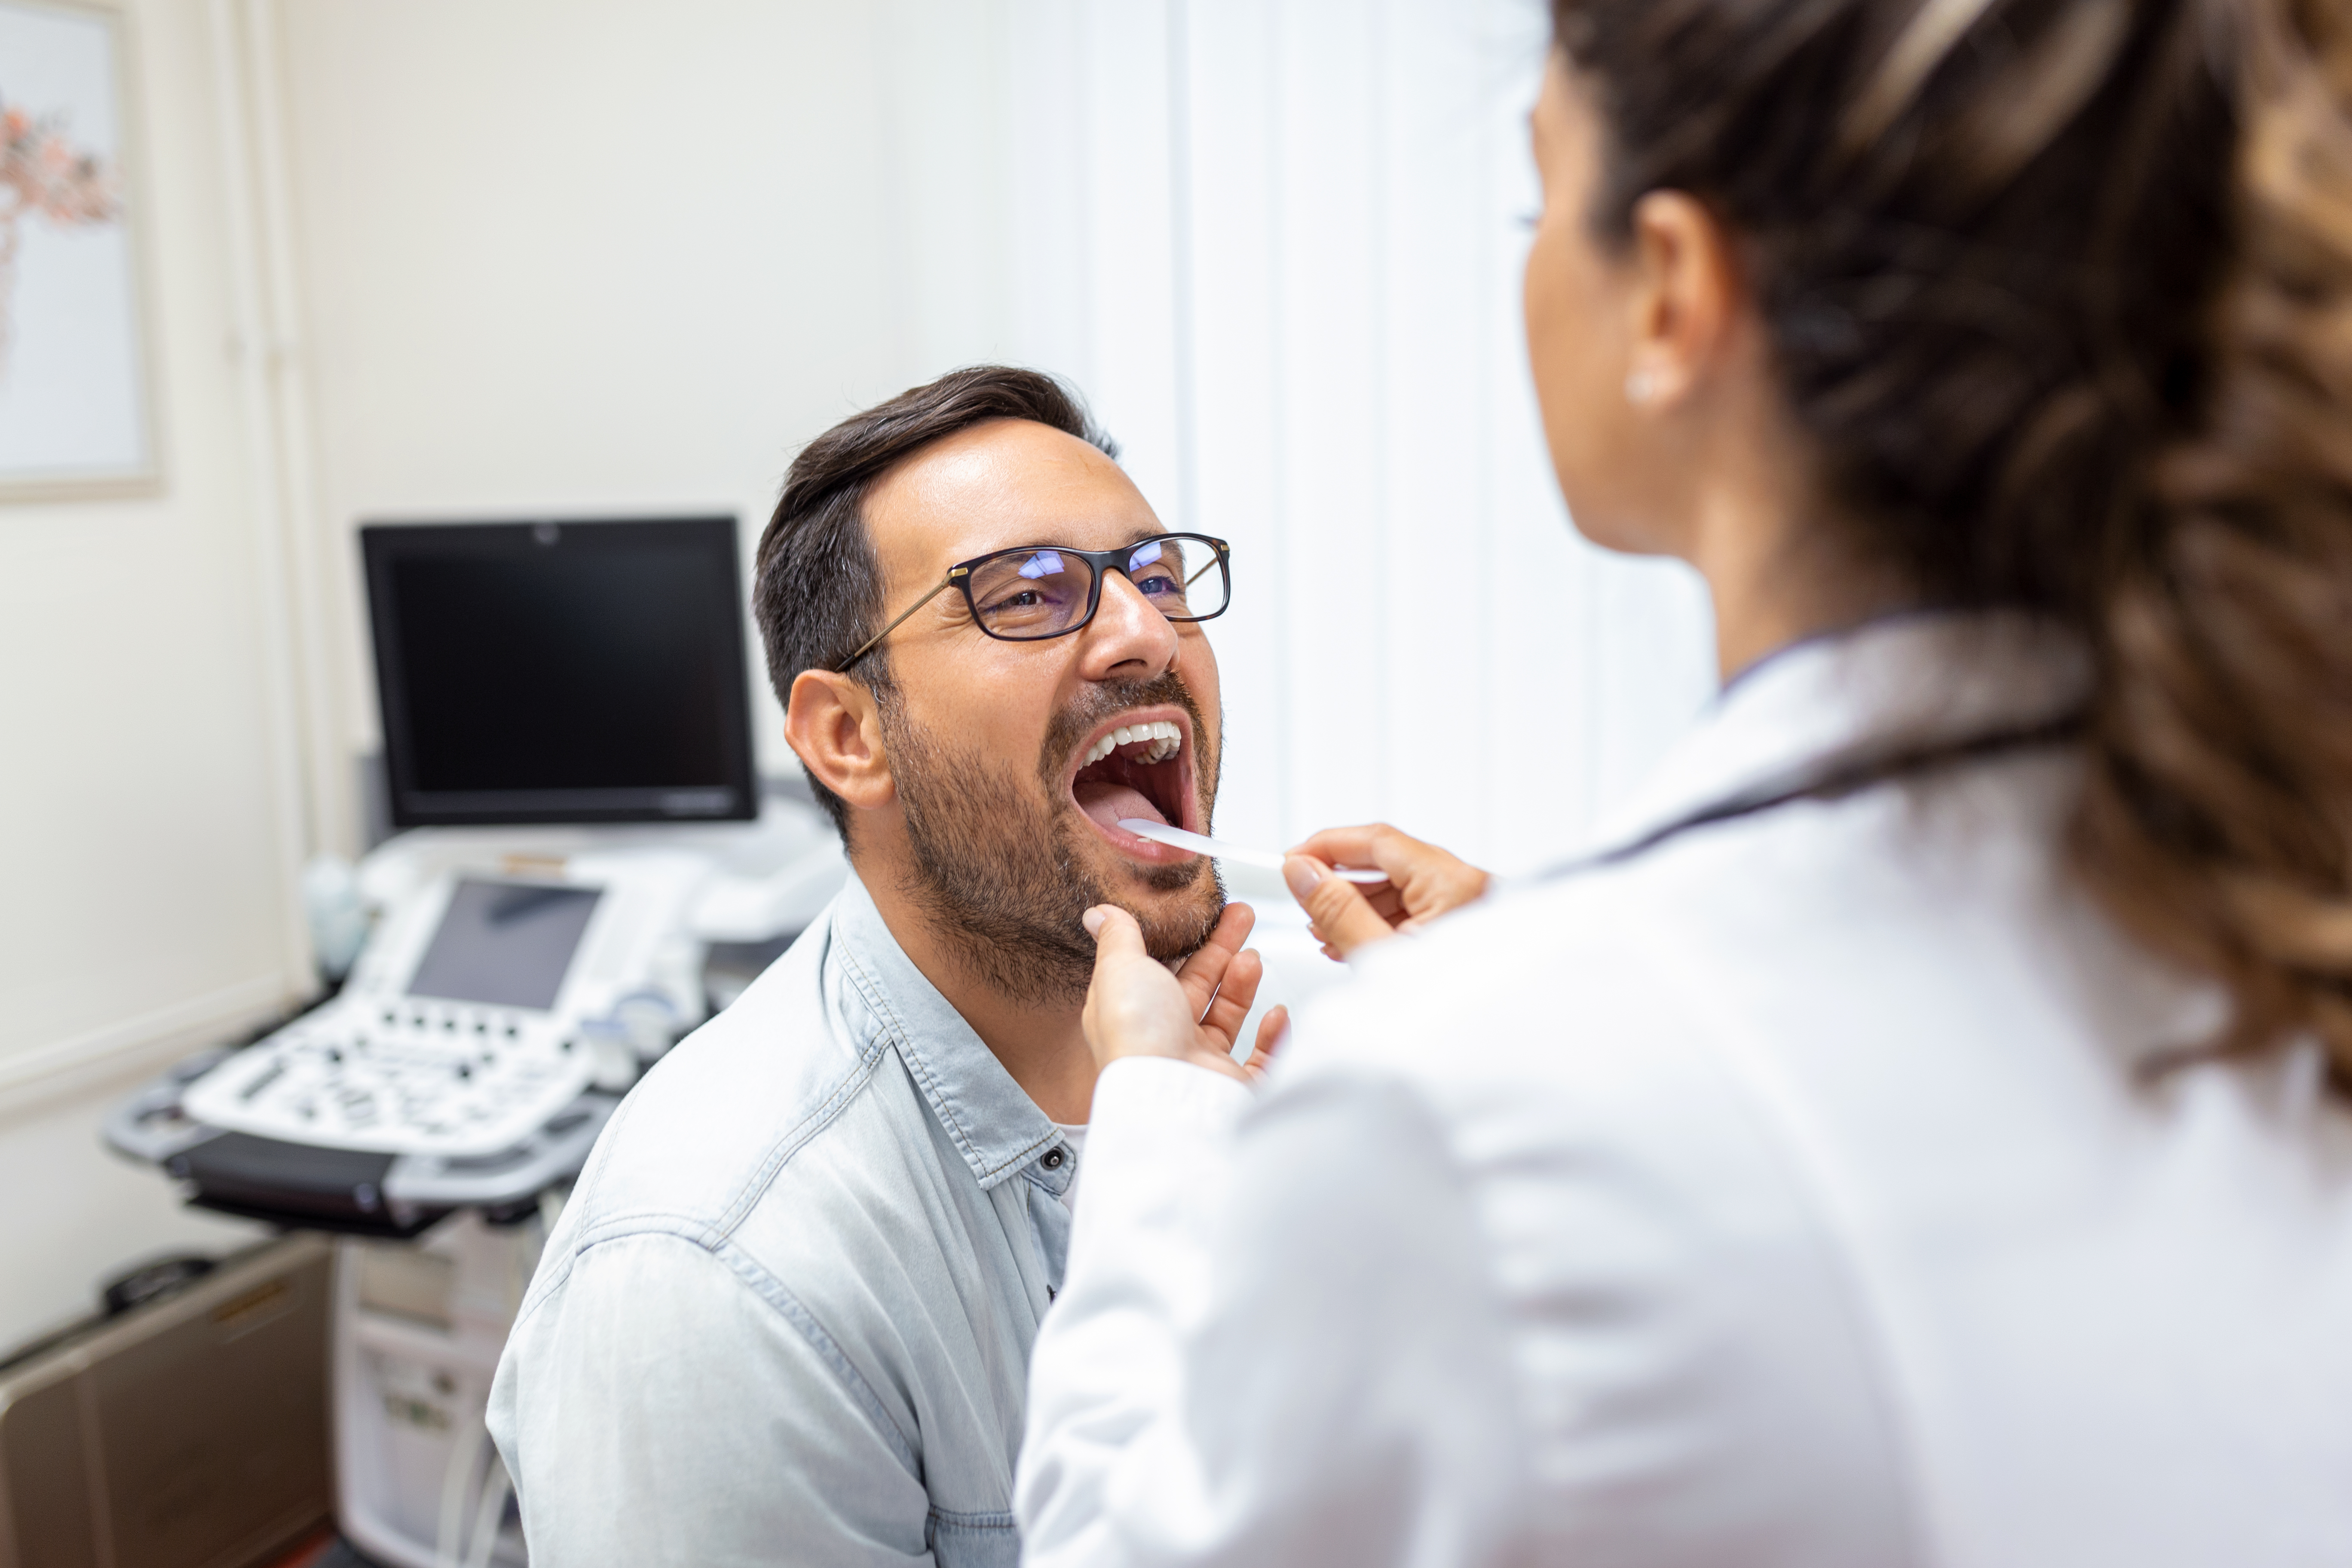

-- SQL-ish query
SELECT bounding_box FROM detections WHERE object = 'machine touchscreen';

[406,879,601,1010]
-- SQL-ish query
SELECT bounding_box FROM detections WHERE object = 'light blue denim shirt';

[488,873,1075,1567]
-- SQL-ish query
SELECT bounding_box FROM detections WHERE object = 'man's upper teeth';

[1083,720,1182,767]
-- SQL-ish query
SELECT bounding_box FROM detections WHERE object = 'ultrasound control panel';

[183,864,701,1158]
[186,995,583,1157]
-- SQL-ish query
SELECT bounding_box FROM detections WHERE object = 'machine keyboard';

[182,1000,594,1157]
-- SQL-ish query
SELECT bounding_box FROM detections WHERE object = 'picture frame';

[0,0,158,501]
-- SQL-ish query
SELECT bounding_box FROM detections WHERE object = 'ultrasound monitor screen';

[406,879,602,1011]
[364,518,755,825]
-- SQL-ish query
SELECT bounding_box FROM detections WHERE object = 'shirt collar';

[828,871,1064,1191]
[1592,608,2092,853]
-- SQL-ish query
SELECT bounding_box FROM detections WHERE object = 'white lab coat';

[1016,612,2352,1568]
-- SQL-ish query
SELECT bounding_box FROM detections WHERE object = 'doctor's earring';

[1624,368,1660,405]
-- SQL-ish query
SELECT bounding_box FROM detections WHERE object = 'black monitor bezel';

[362,516,758,828]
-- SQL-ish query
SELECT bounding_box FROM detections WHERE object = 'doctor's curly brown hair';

[1552,0,2352,1093]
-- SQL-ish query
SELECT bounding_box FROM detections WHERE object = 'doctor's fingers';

[1176,902,1259,1014]
[1288,821,1420,878]
[1197,946,1266,1041]
[1284,856,1400,961]
[1290,823,1489,929]
[1081,906,1200,1066]
[1240,1004,1289,1079]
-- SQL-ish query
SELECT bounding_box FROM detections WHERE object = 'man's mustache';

[1037,671,1212,787]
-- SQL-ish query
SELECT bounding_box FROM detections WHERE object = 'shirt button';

[1041,1148,1066,1171]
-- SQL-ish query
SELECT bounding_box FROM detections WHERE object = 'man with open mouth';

[489,366,1273,1565]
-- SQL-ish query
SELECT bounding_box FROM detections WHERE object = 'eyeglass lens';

[964,535,1228,640]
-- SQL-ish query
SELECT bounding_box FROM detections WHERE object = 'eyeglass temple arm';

[836,578,955,673]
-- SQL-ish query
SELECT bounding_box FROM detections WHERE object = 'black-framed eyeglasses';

[835,532,1231,673]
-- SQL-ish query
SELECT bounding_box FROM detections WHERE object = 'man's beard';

[880,671,1225,1007]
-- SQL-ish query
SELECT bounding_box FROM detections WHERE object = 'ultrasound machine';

[107,516,845,1568]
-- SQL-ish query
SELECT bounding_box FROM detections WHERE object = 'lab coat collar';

[830,870,1066,1191]
[1593,609,2092,854]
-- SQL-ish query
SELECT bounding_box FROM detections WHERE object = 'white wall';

[275,0,1030,823]
[1003,0,1720,875]
[0,0,306,1351]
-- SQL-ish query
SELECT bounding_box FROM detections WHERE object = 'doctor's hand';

[1284,824,1491,961]
[1081,902,1288,1084]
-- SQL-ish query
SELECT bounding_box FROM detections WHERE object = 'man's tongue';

[1075,778,1166,831]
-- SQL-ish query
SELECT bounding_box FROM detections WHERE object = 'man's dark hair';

[753,365,1118,838]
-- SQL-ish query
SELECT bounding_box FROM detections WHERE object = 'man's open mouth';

[1065,707,1199,861]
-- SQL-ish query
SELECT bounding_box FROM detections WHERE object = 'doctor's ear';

[1621,188,1743,411]
[785,669,897,812]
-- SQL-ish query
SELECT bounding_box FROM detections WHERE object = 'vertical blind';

[1003,0,1719,876]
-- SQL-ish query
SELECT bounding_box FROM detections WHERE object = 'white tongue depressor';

[1118,819,1389,884]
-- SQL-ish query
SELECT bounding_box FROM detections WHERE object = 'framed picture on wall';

[0,0,156,500]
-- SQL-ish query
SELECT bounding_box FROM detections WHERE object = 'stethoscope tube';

[1547,711,2089,880]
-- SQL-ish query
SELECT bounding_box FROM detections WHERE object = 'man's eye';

[1135,573,1178,596]
[982,588,1044,613]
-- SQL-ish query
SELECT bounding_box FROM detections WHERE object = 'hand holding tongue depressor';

[1280,821,1495,961]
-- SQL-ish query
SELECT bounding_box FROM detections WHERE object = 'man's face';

[861,418,1226,1002]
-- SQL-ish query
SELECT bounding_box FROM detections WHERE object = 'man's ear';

[785,669,896,812]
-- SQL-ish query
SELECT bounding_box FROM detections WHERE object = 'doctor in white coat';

[1015,0,2352,1563]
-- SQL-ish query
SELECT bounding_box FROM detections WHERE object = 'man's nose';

[1078,570,1179,682]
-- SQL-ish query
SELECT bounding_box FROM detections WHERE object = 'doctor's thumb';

[1283,856,1394,961]
[1082,903,1148,961]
